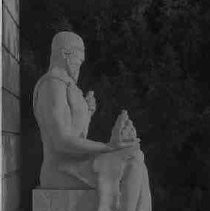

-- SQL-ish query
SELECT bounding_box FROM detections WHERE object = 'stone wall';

[2,0,21,210]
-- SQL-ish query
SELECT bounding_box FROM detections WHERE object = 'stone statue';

[33,31,152,211]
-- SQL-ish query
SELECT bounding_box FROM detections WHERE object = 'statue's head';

[50,31,85,82]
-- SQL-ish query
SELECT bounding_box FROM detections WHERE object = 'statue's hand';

[114,137,141,149]
[85,91,96,115]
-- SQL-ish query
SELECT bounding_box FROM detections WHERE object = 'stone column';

[2,0,20,210]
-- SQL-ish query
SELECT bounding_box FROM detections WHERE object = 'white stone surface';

[2,47,20,96]
[3,0,19,24]
[2,173,21,211]
[2,134,20,176]
[33,32,152,211]
[2,90,20,133]
[33,189,97,211]
[3,5,19,60]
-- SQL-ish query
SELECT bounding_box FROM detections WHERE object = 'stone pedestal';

[33,189,97,211]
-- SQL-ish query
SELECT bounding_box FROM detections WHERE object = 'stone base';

[33,189,97,211]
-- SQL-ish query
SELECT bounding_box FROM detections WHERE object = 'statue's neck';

[49,66,77,86]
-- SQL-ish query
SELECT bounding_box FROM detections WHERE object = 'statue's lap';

[40,146,143,189]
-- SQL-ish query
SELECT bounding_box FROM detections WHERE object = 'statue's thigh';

[58,157,99,188]
[93,149,137,180]
[93,149,144,184]
[75,157,99,187]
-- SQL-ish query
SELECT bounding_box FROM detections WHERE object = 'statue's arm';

[40,79,112,155]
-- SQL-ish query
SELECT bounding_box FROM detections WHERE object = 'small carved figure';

[110,110,138,146]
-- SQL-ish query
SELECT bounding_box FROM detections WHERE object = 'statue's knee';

[128,150,144,163]
[129,157,140,168]
[127,154,144,174]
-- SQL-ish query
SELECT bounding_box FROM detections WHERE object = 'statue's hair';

[51,31,84,52]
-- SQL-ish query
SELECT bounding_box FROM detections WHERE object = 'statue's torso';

[33,68,94,188]
[66,77,90,138]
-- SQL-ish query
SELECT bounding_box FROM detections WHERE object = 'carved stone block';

[2,173,21,211]
[2,5,19,60]
[2,134,20,176]
[33,189,98,211]
[2,90,20,133]
[2,47,20,96]
[3,0,19,24]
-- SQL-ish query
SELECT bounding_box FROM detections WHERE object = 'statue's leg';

[135,162,152,211]
[96,171,121,211]
[120,151,152,211]
[93,152,126,211]
[120,151,144,211]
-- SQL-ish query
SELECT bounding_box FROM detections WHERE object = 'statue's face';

[63,47,85,82]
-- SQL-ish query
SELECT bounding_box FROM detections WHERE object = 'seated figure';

[33,31,152,211]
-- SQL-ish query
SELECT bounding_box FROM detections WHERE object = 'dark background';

[20,0,210,210]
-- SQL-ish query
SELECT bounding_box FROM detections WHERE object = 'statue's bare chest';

[66,84,90,134]
[67,84,88,114]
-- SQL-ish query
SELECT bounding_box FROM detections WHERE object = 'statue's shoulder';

[33,69,70,110]
[35,68,72,91]
[45,69,70,85]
